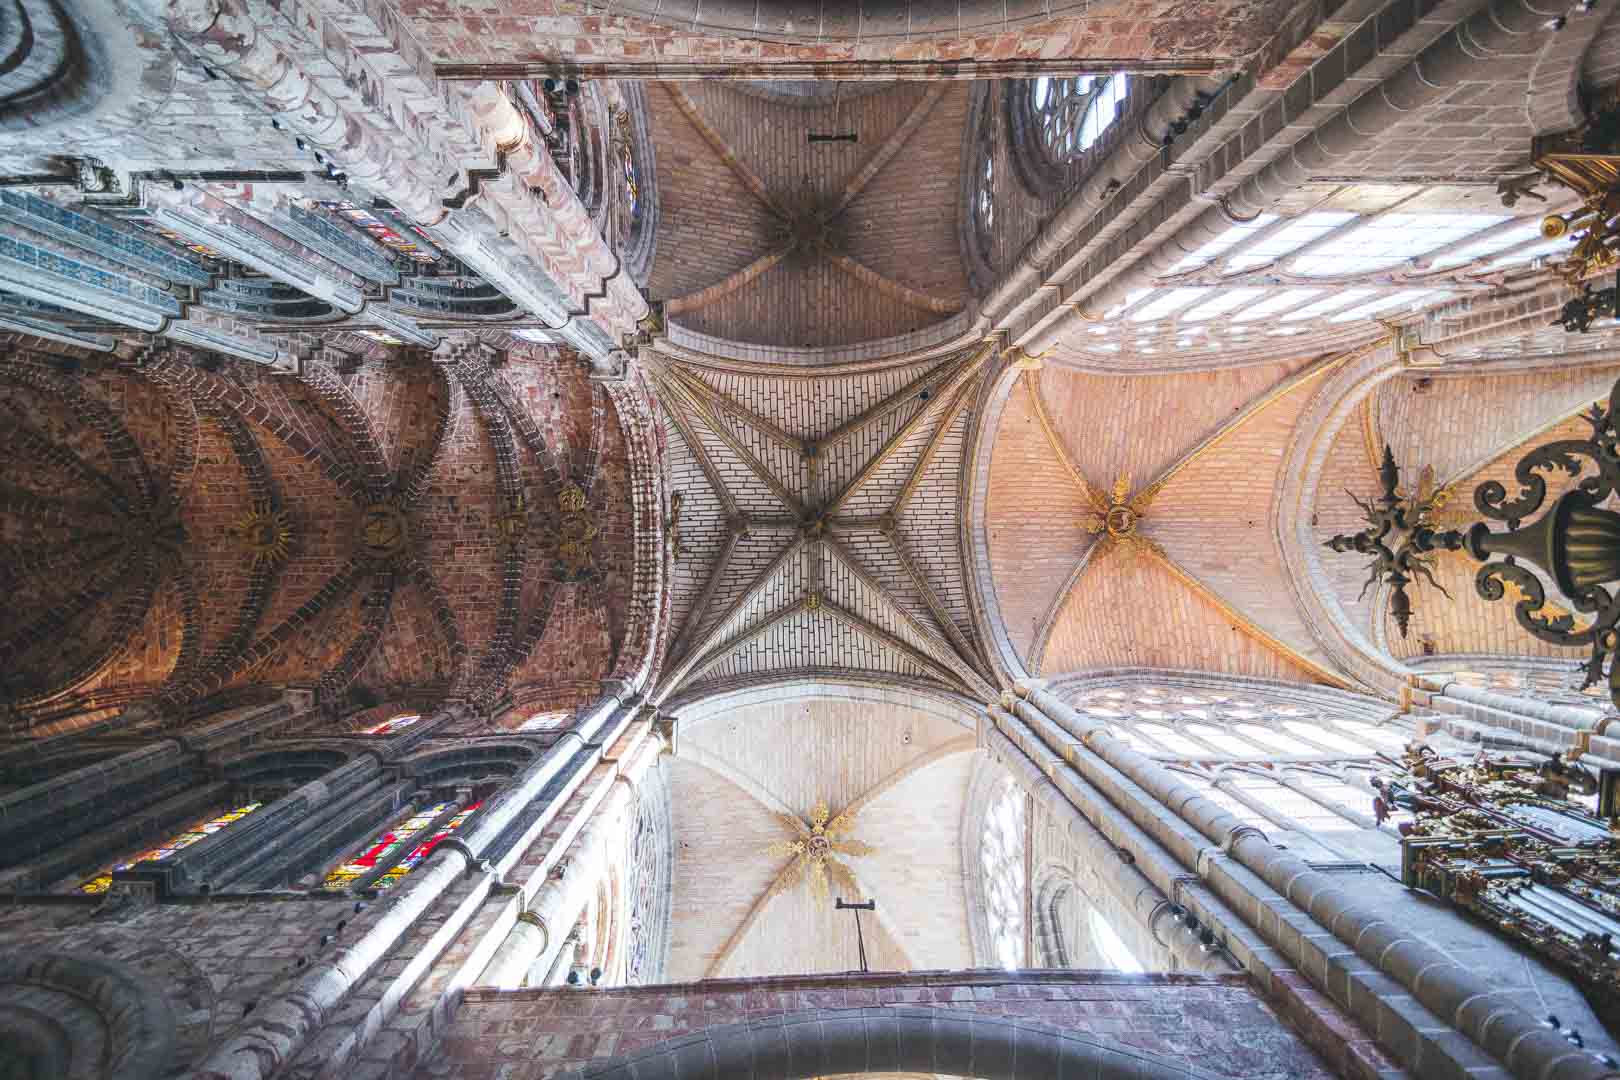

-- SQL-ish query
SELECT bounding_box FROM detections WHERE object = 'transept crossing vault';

[1,0,1619,1078]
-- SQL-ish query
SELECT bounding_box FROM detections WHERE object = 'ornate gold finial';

[763,798,875,902]
[236,503,292,566]
[539,483,599,581]
[358,501,410,561]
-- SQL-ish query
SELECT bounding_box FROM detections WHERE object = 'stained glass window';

[80,802,261,893]
[315,200,438,263]
[362,712,421,736]
[320,801,455,890]
[373,801,481,892]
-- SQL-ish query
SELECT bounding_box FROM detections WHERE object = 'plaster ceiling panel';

[1039,550,1319,683]
[1374,365,1620,489]
[683,693,967,823]
[698,540,808,657]
[715,865,912,977]
[694,360,930,444]
[181,412,261,661]
[665,756,798,981]
[1310,416,1384,654]
[1149,370,1337,677]
[851,749,976,970]
[985,375,1098,664]
[678,370,805,501]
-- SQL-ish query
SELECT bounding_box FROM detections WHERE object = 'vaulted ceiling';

[0,341,635,729]
[665,688,976,980]
[652,345,998,708]
[646,82,972,350]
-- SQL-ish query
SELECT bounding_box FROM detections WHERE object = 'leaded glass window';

[1030,74,1129,163]
[321,801,454,890]
[374,801,480,892]
[80,802,261,893]
[981,779,1027,969]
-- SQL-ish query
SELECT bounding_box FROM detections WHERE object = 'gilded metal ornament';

[763,798,875,903]
[236,503,292,566]
[1377,747,1617,993]
[1082,470,1166,563]
[539,483,599,581]
[358,501,410,560]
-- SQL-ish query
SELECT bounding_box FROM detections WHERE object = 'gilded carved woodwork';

[1379,748,1618,993]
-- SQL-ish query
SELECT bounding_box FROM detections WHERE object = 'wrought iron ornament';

[1324,445,1463,638]
[1329,374,1620,711]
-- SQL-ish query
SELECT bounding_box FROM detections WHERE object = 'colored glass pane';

[373,801,482,893]
[316,201,437,262]
[135,221,224,259]
[80,802,261,893]
[320,801,455,889]
[362,712,421,736]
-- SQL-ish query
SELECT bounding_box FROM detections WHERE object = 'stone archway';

[551,1005,1210,1079]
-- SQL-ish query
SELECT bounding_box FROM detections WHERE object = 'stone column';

[983,722,1238,975]
[1012,684,1612,1080]
[479,734,661,988]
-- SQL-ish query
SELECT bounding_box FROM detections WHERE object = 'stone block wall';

[416,969,1335,1080]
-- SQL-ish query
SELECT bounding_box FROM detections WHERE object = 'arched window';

[319,799,482,892]
[980,778,1027,969]
[972,150,996,244]
[1089,908,1143,973]
[1029,75,1128,164]
[79,801,262,893]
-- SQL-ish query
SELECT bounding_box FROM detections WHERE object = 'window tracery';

[1071,193,1581,364]
[1029,75,1129,164]
[980,778,1027,969]
[79,801,262,893]
[1067,684,1414,760]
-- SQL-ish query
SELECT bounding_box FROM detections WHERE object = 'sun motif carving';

[1082,471,1165,562]
[764,799,875,902]
[236,503,292,566]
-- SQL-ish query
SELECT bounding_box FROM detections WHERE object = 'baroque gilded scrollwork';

[1378,748,1618,993]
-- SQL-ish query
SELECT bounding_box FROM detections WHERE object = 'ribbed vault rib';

[655,345,994,705]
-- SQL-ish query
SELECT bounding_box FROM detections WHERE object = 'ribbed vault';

[651,346,999,707]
